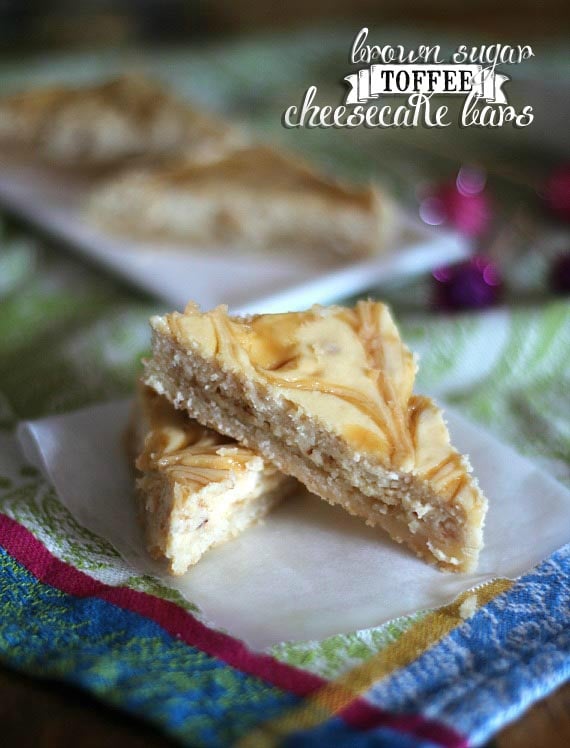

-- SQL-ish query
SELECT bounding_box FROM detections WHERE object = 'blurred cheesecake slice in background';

[86,145,391,258]
[0,74,247,169]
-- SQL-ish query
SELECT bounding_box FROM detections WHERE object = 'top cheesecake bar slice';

[143,301,488,572]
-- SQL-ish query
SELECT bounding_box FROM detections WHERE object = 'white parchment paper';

[17,400,570,649]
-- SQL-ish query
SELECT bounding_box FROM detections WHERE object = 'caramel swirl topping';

[136,387,260,489]
[206,301,417,469]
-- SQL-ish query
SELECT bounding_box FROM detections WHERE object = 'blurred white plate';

[0,158,468,313]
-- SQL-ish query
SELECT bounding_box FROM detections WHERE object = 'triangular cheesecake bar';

[129,384,295,574]
[144,301,488,572]
[85,145,388,258]
[0,74,245,168]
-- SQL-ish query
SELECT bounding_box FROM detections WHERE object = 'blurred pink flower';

[432,255,503,311]
[420,166,492,237]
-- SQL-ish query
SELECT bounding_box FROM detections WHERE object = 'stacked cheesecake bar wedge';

[135,300,488,574]
[129,384,296,575]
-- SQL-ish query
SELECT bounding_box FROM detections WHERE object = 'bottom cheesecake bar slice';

[144,301,488,573]
[129,384,295,575]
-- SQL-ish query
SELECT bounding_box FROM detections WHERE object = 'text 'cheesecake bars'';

[129,384,295,575]
[143,301,488,572]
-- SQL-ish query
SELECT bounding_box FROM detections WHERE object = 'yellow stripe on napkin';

[238,579,513,748]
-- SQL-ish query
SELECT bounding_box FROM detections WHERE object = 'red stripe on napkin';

[0,512,466,747]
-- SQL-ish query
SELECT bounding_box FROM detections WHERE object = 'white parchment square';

[17,400,570,649]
